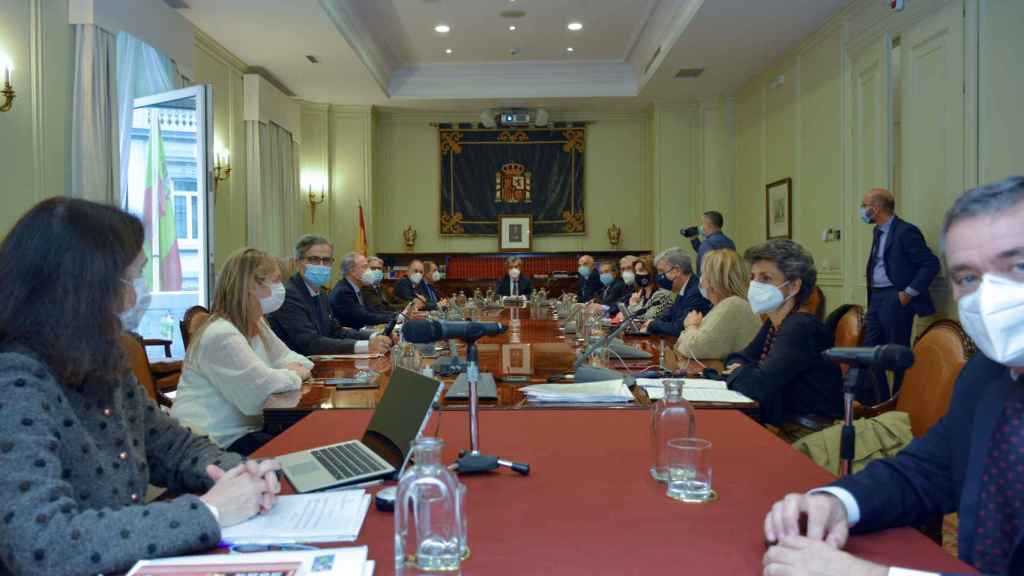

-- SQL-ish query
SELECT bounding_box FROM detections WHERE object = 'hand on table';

[639,320,652,334]
[369,335,393,354]
[684,311,703,330]
[286,363,311,381]
[200,460,281,527]
[764,493,849,548]
[413,295,427,310]
[721,362,743,376]
[763,536,887,576]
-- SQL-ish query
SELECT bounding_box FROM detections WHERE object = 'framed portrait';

[499,215,533,252]
[501,344,533,375]
[765,178,793,239]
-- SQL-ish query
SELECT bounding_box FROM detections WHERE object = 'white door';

[123,85,213,357]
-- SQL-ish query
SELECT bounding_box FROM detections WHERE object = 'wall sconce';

[607,223,622,247]
[1,54,14,112]
[213,151,232,193]
[306,185,326,223]
[403,225,417,251]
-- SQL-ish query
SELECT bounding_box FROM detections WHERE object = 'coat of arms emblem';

[495,162,532,204]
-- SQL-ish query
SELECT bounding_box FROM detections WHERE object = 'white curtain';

[116,32,184,209]
[246,121,300,258]
[71,24,119,203]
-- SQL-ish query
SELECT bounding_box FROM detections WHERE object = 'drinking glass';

[665,438,713,502]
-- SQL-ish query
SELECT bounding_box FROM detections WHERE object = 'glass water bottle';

[395,437,465,574]
[650,380,696,482]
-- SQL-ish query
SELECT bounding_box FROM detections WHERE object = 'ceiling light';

[567,22,583,31]
[435,24,451,34]
[445,48,453,55]
[566,47,574,53]
[509,25,517,31]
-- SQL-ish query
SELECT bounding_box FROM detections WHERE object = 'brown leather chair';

[120,332,177,407]
[825,304,865,377]
[862,319,977,437]
[180,305,210,353]
[800,286,826,322]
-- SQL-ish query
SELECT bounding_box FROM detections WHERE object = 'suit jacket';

[691,231,736,272]
[267,273,372,355]
[496,275,533,297]
[361,283,405,314]
[598,278,629,311]
[833,355,1022,574]
[393,277,438,311]
[578,270,604,302]
[866,216,941,316]
[647,276,712,336]
[724,313,843,426]
[329,278,394,330]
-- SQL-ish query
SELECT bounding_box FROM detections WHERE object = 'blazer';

[329,278,394,330]
[627,287,677,322]
[691,231,736,272]
[833,355,1023,574]
[725,313,843,426]
[267,273,372,356]
[361,283,406,314]
[866,216,941,316]
[393,277,438,311]
[647,276,712,337]
[598,278,630,311]
[675,295,762,361]
[0,349,244,575]
[578,270,604,302]
[496,275,533,297]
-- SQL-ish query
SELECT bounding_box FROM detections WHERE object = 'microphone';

[402,319,506,344]
[823,345,914,370]
[383,303,414,337]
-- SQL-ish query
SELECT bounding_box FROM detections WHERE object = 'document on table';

[221,490,371,544]
[638,378,754,404]
[521,379,634,403]
[127,546,369,576]
[310,353,382,360]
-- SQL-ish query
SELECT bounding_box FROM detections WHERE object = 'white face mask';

[958,274,1024,367]
[621,271,635,285]
[431,271,443,283]
[119,278,151,331]
[748,280,791,315]
[509,267,521,279]
[361,269,376,285]
[410,272,423,285]
[259,282,287,314]
[698,282,709,301]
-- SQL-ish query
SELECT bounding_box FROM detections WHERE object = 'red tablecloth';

[255,409,972,575]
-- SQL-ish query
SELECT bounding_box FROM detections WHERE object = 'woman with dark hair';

[724,239,842,436]
[0,198,280,575]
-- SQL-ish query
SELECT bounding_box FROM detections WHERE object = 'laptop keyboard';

[311,442,390,481]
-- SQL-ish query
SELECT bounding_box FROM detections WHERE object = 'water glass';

[665,438,713,502]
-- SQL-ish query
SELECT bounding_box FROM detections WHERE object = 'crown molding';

[194,27,247,73]
[319,0,396,96]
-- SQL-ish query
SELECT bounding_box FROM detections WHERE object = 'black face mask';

[636,274,651,287]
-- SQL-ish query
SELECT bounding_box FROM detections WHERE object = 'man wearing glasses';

[268,235,392,355]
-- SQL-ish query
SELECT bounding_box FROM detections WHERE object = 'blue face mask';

[656,271,675,291]
[578,265,591,277]
[859,206,874,224]
[373,269,385,284]
[304,264,331,287]
[600,273,614,286]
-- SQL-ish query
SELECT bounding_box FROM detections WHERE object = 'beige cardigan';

[675,295,762,361]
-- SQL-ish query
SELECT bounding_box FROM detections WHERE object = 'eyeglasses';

[304,256,335,265]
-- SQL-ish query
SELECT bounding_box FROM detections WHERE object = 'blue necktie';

[972,396,1024,573]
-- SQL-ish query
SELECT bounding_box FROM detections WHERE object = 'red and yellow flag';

[142,114,182,292]
[356,203,368,256]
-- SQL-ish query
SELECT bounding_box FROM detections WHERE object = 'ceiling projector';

[481,108,549,128]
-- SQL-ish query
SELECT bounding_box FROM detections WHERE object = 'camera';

[680,226,699,238]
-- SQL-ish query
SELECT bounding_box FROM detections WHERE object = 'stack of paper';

[521,380,634,403]
[310,353,383,361]
[127,546,373,576]
[637,378,754,404]
[221,490,371,544]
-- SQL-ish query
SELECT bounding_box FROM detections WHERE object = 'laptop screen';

[361,367,442,470]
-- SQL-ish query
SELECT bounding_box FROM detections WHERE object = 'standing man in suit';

[268,235,392,355]
[394,260,438,311]
[361,256,407,313]
[861,188,941,401]
[761,177,1024,576]
[577,254,603,302]
[640,247,711,337]
[686,210,736,273]
[329,252,395,330]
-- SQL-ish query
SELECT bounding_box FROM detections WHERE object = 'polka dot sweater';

[0,351,244,575]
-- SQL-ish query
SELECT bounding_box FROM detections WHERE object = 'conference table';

[253,304,972,575]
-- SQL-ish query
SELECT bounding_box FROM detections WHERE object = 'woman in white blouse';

[172,248,313,456]
[675,249,762,362]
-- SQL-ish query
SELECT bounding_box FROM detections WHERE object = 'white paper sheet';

[520,379,634,403]
[221,491,371,544]
[127,546,368,576]
[638,378,753,404]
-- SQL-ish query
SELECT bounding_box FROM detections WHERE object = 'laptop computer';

[278,367,443,493]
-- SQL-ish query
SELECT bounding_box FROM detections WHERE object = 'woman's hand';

[286,363,311,381]
[200,461,280,527]
[629,291,642,306]
[684,311,703,330]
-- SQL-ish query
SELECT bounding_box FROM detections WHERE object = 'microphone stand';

[840,366,864,476]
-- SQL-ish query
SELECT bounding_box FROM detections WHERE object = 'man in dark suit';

[641,247,711,337]
[577,254,603,302]
[361,256,406,313]
[762,177,1024,576]
[268,235,392,356]
[687,210,736,273]
[861,188,941,402]
[393,259,439,311]
[588,260,629,316]
[329,251,395,330]
[496,256,533,297]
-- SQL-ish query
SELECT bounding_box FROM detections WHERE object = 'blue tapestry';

[439,123,586,236]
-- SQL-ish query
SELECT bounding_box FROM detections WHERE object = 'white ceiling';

[178,0,850,110]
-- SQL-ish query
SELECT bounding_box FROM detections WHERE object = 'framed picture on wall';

[765,178,793,239]
[499,215,533,252]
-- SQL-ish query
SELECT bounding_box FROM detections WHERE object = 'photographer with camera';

[683,210,735,272]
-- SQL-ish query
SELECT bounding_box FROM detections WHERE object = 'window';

[174,196,187,239]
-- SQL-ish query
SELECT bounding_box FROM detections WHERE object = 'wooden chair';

[800,286,826,322]
[861,319,977,437]
[120,332,177,407]
[180,305,210,353]
[824,304,865,377]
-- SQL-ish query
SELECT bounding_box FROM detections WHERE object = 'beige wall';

[0,0,73,236]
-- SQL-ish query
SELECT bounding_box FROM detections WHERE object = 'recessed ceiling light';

[509,25,517,31]
[567,22,583,31]
[435,24,451,34]
[566,47,574,53]
[445,48,453,55]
